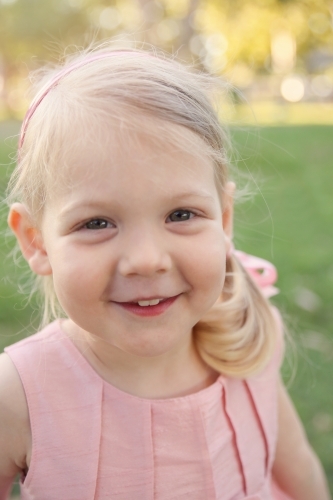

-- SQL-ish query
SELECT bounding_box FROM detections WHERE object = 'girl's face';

[11,125,233,358]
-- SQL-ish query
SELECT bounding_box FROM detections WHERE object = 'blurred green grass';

[232,125,333,492]
[1,121,332,495]
[0,123,39,347]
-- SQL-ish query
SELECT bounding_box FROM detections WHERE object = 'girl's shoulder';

[0,323,61,482]
[0,351,31,483]
[4,320,62,351]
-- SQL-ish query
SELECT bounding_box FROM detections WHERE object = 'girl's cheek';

[189,237,226,287]
[52,254,101,294]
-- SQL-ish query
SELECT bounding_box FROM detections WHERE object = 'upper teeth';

[138,299,162,307]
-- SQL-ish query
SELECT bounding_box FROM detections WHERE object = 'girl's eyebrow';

[58,200,123,217]
[58,190,216,217]
[165,190,216,202]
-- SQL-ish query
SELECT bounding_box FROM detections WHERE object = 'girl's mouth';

[113,296,179,317]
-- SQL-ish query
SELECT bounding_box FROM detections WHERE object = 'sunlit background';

[0,0,333,123]
[0,0,333,497]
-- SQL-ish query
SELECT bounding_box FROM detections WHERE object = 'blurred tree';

[1,0,331,66]
[200,0,333,72]
[0,0,332,116]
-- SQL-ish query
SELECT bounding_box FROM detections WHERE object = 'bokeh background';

[0,0,332,496]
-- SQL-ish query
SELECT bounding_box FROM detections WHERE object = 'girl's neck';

[61,319,218,399]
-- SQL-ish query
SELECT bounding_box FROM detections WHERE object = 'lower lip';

[114,296,179,317]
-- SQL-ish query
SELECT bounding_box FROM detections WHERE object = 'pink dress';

[5,320,292,500]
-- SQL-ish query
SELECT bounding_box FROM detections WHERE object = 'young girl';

[0,46,330,500]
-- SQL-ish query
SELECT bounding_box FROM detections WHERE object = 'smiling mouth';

[113,296,179,316]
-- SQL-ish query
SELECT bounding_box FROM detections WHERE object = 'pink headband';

[19,51,137,149]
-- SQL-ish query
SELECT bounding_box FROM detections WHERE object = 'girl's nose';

[118,230,172,277]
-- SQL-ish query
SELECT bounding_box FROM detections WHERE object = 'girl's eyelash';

[81,218,114,230]
[166,209,197,222]
[76,210,199,230]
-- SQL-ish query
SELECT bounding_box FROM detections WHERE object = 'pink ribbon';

[234,250,279,298]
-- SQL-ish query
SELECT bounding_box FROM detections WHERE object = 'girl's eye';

[167,210,195,222]
[84,219,111,230]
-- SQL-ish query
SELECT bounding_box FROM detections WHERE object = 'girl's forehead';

[46,121,220,209]
[53,118,216,187]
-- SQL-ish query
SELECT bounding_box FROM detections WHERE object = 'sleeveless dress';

[5,320,292,500]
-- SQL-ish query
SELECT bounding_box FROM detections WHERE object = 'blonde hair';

[7,43,279,377]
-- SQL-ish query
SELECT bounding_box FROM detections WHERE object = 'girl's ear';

[8,203,52,276]
[222,182,235,254]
